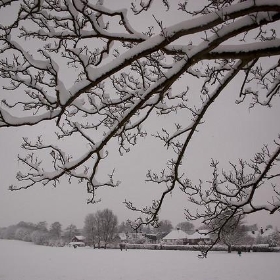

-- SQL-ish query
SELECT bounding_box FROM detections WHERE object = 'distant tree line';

[1,209,279,250]
[0,220,79,246]
[208,213,280,253]
[0,208,194,247]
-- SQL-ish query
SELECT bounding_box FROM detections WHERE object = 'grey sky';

[0,0,280,230]
[0,79,279,229]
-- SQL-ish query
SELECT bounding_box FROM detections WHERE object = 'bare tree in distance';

[208,211,247,253]
[49,222,62,239]
[64,224,79,243]
[36,221,48,232]
[83,209,118,248]
[0,0,280,246]
[153,219,173,235]
[98,209,118,248]
[83,213,97,247]
[118,221,134,234]
[176,222,195,234]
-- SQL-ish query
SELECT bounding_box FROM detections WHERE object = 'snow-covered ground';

[0,240,280,280]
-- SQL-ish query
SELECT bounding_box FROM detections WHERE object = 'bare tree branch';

[1,0,280,247]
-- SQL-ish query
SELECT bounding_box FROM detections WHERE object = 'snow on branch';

[0,0,280,240]
[186,140,280,229]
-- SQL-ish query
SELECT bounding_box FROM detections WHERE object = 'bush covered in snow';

[106,243,280,253]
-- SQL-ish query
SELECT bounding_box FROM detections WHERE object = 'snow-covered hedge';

[106,243,280,252]
[251,244,280,252]
[108,243,224,251]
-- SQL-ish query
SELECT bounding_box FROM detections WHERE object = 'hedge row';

[106,243,280,252]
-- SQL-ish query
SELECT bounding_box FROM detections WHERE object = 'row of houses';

[161,229,211,245]
[117,228,211,245]
[69,226,280,248]
[69,228,211,247]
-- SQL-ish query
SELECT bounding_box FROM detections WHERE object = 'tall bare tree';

[176,222,195,234]
[0,0,280,242]
[154,219,173,234]
[83,213,97,246]
[49,222,62,239]
[208,211,247,253]
[64,224,79,243]
[83,209,118,248]
[98,209,118,247]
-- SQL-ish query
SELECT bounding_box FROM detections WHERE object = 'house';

[162,228,188,245]
[68,235,86,247]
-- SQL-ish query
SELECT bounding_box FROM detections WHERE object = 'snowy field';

[0,240,280,280]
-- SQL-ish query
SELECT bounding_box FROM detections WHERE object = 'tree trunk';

[227,245,232,253]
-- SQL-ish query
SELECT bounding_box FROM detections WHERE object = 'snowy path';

[0,240,279,280]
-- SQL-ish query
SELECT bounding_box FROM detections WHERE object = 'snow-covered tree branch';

[1,0,280,238]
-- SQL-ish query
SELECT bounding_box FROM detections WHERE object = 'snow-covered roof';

[162,229,188,240]
[74,235,85,241]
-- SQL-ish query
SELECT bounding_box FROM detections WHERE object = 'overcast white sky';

[0,0,280,230]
